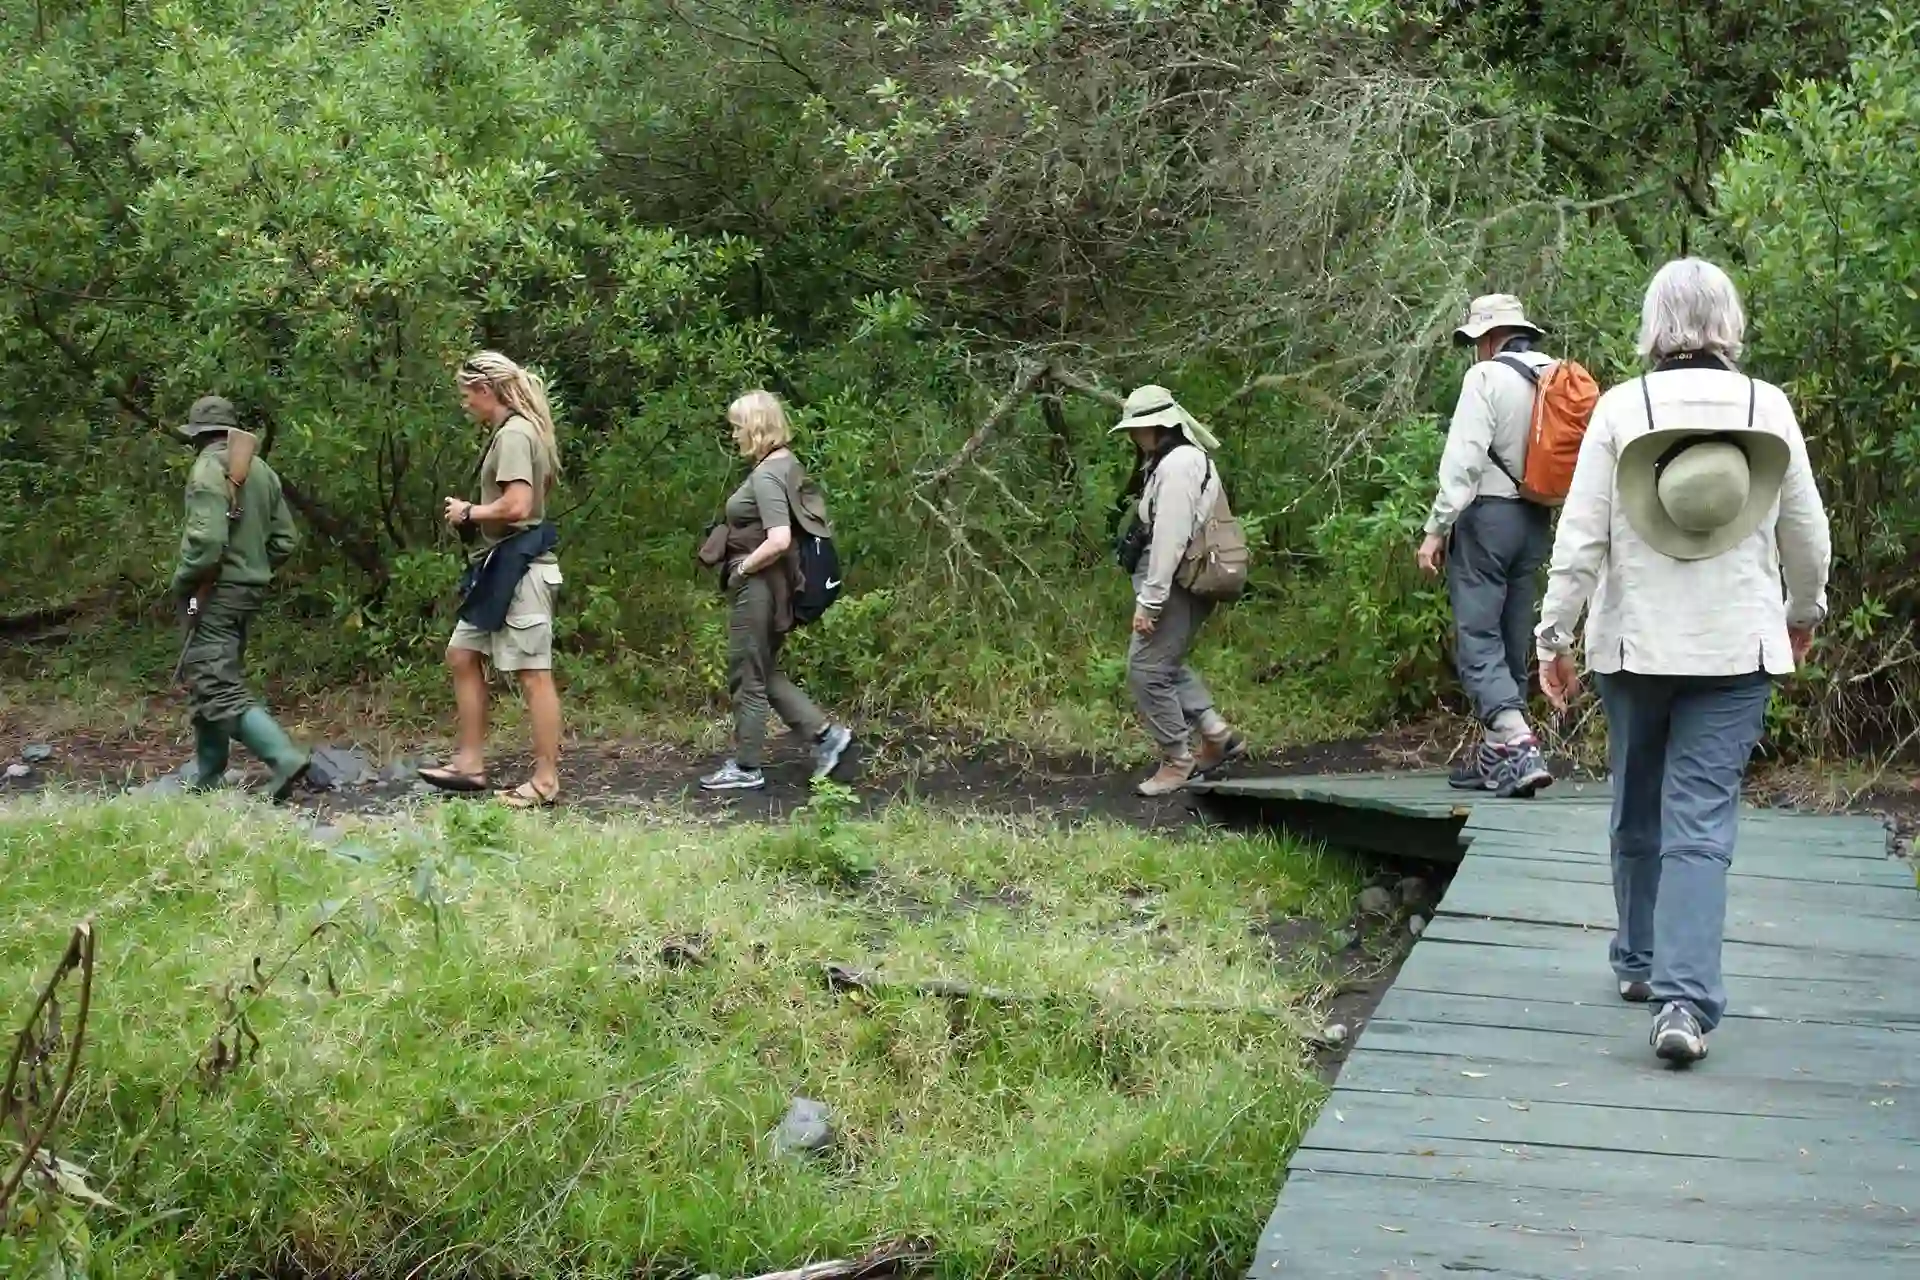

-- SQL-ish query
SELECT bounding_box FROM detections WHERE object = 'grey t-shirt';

[725,450,799,532]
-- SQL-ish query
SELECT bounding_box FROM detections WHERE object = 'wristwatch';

[460,502,475,526]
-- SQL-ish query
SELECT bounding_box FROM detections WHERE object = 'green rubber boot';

[232,707,311,801]
[188,717,231,791]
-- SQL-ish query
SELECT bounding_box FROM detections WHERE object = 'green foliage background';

[4,0,1917,751]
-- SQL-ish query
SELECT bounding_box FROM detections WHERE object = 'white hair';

[1636,258,1746,363]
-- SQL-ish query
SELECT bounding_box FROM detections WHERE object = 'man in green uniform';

[171,395,311,799]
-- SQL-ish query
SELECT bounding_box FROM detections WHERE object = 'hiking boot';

[1652,1001,1708,1064]
[1193,731,1248,779]
[231,707,310,801]
[811,724,854,780]
[187,717,231,791]
[1136,755,1197,798]
[700,760,766,792]
[1486,738,1553,799]
[1619,979,1654,1003]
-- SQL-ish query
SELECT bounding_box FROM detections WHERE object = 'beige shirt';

[1424,352,1552,536]
[1136,443,1223,612]
[1535,367,1830,677]
[473,414,556,565]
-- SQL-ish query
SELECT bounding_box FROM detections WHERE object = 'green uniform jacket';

[170,439,297,595]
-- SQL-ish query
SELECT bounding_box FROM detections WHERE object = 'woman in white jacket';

[1535,258,1831,1064]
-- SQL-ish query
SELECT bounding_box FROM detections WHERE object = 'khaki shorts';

[448,562,561,672]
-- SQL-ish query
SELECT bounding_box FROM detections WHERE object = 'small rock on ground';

[772,1097,834,1157]
[1408,913,1427,937]
[4,763,30,780]
[1394,876,1432,909]
[1356,885,1395,917]
[306,745,374,791]
[22,744,53,764]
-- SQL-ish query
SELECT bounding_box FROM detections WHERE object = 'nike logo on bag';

[824,578,842,590]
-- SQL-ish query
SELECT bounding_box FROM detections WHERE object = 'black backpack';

[791,529,841,626]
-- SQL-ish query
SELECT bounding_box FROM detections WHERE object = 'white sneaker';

[811,725,853,780]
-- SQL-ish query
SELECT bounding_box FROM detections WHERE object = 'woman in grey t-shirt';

[699,391,853,791]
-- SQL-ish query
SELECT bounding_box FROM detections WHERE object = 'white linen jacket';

[1535,365,1831,677]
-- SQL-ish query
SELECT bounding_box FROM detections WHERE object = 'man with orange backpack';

[1417,294,1599,797]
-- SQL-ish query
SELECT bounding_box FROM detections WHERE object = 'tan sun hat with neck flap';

[1108,384,1221,452]
[1616,375,1790,562]
[1453,294,1545,346]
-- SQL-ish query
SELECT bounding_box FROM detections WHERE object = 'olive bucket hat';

[1617,379,1790,562]
[177,395,239,439]
[1108,384,1221,451]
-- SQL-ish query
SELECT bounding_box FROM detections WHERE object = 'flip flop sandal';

[417,766,490,793]
[496,781,559,809]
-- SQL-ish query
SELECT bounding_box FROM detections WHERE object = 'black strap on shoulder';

[1494,353,1541,386]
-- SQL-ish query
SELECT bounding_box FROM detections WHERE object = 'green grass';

[0,790,1365,1278]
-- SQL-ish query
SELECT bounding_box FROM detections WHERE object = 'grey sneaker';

[1447,742,1497,791]
[1652,1001,1708,1064]
[1486,737,1553,799]
[1619,979,1654,1003]
[700,760,766,792]
[811,724,853,780]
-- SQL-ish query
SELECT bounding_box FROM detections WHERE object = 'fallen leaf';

[1461,1070,1489,1079]
[1508,1101,1531,1112]
[1378,1225,1405,1233]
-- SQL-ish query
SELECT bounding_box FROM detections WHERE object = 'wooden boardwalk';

[1239,775,1920,1277]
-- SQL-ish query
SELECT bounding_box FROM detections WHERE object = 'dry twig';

[0,919,97,1225]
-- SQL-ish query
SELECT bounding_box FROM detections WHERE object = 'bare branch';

[917,359,1047,490]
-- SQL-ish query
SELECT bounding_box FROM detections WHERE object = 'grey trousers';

[1447,498,1552,726]
[1597,671,1773,1032]
[728,574,826,770]
[1127,578,1217,752]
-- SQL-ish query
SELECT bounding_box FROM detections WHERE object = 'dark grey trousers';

[1447,498,1552,726]
[1597,671,1773,1032]
[728,575,826,770]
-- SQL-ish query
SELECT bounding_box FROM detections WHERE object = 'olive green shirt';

[471,414,554,563]
[171,438,297,594]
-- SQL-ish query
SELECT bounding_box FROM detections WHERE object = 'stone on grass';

[4,763,29,780]
[22,744,53,764]
[1356,885,1395,917]
[1408,913,1427,937]
[379,756,420,785]
[1320,1022,1350,1047]
[771,1098,835,1158]
[1394,876,1432,910]
[306,745,373,791]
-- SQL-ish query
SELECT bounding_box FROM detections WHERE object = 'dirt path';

[0,720,1443,825]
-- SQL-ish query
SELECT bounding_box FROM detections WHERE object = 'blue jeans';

[1447,499,1552,726]
[1596,671,1774,1032]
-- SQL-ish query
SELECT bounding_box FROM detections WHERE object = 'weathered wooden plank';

[1292,1143,1920,1216]
[1343,1014,1920,1093]
[1264,1171,1920,1265]
[1439,874,1920,955]
[1334,1050,1917,1125]
[1295,1088,1918,1163]
[1438,847,1920,906]
[1462,836,1919,888]
[1251,1201,1920,1278]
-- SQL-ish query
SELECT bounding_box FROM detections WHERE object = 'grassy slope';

[0,792,1363,1278]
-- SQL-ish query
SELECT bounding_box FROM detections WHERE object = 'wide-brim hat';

[1617,427,1791,561]
[1453,293,1545,346]
[1108,384,1221,452]
[177,395,238,439]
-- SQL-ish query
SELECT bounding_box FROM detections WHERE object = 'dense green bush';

[2,0,1915,752]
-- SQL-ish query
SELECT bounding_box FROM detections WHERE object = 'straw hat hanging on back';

[1616,378,1790,562]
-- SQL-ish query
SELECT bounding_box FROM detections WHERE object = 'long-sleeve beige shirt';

[1135,443,1220,613]
[1535,367,1831,677]
[1424,353,1551,536]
